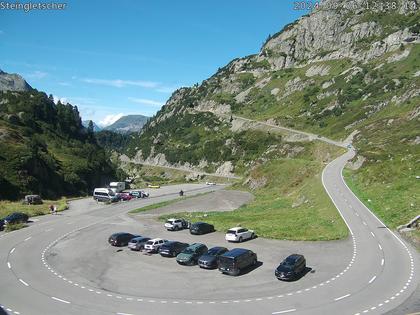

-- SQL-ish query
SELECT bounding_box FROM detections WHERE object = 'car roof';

[130,236,147,241]
[192,221,208,226]
[285,254,304,262]
[227,226,246,231]
[112,232,131,236]
[149,238,164,242]
[221,248,250,257]
[187,243,206,249]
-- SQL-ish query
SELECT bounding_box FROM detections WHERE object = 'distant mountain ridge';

[104,114,149,134]
[82,120,102,132]
[0,69,33,92]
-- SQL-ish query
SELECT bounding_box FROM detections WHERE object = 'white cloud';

[58,82,71,86]
[82,78,159,89]
[26,70,48,79]
[128,97,164,106]
[52,95,68,104]
[98,113,124,127]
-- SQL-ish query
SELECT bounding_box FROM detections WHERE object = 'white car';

[225,227,255,242]
[164,218,189,231]
[144,238,168,253]
[206,182,216,185]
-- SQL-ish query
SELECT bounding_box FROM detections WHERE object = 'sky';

[0,0,305,126]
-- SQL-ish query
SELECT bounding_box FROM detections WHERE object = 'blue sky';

[0,0,305,126]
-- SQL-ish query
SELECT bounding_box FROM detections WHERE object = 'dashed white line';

[334,293,351,301]
[19,279,29,286]
[370,231,375,237]
[362,221,367,226]
[24,236,32,241]
[51,296,71,304]
[10,247,15,254]
[117,313,134,315]
[272,309,296,314]
[381,259,385,266]
[368,276,377,284]
[378,244,382,250]
[7,262,11,269]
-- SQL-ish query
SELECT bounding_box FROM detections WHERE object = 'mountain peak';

[0,70,33,92]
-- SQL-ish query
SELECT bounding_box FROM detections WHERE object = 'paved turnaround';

[0,150,418,315]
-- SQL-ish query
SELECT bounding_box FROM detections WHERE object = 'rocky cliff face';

[126,0,419,176]
[0,69,33,92]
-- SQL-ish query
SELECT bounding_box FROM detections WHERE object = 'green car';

[176,243,208,265]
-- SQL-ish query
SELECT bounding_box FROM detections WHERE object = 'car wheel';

[239,237,243,242]
[253,258,257,265]
[174,225,179,231]
[251,233,255,239]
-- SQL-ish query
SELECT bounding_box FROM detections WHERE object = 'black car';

[198,246,229,269]
[0,219,4,231]
[218,248,257,276]
[108,233,139,247]
[189,222,215,235]
[3,212,29,225]
[275,254,306,281]
[159,241,189,257]
[128,236,151,251]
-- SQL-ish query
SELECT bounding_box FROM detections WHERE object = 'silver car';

[128,236,151,251]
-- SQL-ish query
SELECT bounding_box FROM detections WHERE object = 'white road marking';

[10,247,15,254]
[334,294,351,301]
[370,231,375,237]
[381,259,385,266]
[362,221,367,226]
[51,297,71,304]
[272,309,296,314]
[117,313,134,315]
[369,276,377,284]
[7,262,11,269]
[19,279,29,286]
[24,236,32,241]
[378,244,382,250]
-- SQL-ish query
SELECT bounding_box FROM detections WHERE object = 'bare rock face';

[0,70,33,92]
[215,161,235,177]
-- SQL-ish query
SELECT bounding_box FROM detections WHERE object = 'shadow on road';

[238,261,264,276]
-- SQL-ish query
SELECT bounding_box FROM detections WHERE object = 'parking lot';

[46,189,352,301]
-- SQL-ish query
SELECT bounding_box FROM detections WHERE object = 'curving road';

[0,150,418,315]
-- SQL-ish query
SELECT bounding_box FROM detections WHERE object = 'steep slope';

[104,114,149,134]
[126,1,419,233]
[0,69,33,92]
[0,77,117,200]
[82,120,102,132]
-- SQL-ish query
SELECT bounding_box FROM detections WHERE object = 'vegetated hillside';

[0,87,117,200]
[104,114,149,134]
[126,0,419,234]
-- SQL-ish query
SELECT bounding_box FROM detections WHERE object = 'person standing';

[49,204,54,215]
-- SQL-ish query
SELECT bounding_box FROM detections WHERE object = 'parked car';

[144,238,168,253]
[128,236,151,251]
[205,182,216,185]
[275,254,306,281]
[0,219,5,231]
[225,227,255,242]
[3,212,29,225]
[189,222,215,235]
[148,184,160,189]
[198,246,229,269]
[117,193,132,201]
[218,248,257,276]
[159,241,189,257]
[176,243,208,265]
[164,218,189,231]
[129,190,149,198]
[108,233,139,247]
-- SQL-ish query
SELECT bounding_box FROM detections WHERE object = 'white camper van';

[109,182,126,193]
[93,188,118,202]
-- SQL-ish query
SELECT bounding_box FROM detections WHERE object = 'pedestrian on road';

[53,205,57,215]
[49,204,54,215]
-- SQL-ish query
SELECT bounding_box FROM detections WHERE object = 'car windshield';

[227,230,236,234]
[279,264,293,271]
[166,220,174,224]
[183,248,195,254]
[145,241,153,245]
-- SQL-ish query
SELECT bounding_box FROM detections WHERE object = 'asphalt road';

[0,151,418,315]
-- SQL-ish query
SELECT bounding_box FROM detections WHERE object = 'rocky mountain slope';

[0,69,33,92]
[125,1,419,229]
[104,114,149,134]
[82,120,102,132]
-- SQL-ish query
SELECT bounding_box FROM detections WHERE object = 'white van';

[93,188,118,202]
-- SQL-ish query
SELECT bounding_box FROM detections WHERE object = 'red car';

[117,193,132,201]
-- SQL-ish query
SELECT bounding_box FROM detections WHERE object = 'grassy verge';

[5,223,27,232]
[159,143,348,241]
[0,198,69,219]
